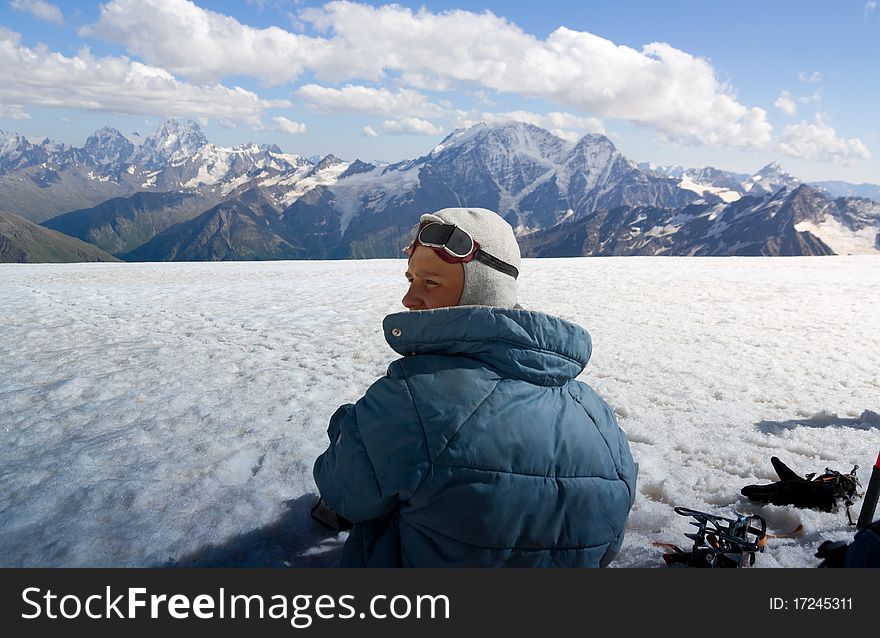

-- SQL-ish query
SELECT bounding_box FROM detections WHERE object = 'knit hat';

[418,207,521,307]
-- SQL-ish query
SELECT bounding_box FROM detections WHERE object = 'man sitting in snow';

[313,207,637,567]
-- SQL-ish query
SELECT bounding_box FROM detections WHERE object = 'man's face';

[402,245,465,310]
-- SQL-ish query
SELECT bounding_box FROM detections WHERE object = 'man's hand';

[310,497,354,532]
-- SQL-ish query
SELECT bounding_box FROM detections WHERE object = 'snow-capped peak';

[83,127,135,166]
[743,162,800,195]
[430,124,489,156]
[757,160,781,173]
[306,154,346,177]
[0,129,29,156]
[430,121,571,160]
[154,119,208,150]
[0,130,52,173]
[132,119,210,169]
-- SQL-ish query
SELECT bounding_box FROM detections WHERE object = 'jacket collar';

[382,306,592,386]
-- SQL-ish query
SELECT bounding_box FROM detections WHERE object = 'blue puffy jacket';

[313,306,637,567]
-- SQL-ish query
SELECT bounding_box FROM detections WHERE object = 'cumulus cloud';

[272,116,306,134]
[777,113,871,164]
[10,0,63,25]
[297,84,446,118]
[82,0,773,150]
[545,112,607,133]
[478,110,606,135]
[0,27,288,126]
[81,0,327,85]
[547,129,579,143]
[381,118,444,136]
[774,91,797,117]
[302,4,772,147]
[362,126,378,138]
[314,4,772,147]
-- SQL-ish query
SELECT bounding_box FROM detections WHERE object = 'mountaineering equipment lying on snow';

[657,507,767,568]
[741,456,861,524]
[856,450,880,529]
[816,450,880,567]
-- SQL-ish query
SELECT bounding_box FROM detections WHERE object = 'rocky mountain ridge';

[1,120,878,261]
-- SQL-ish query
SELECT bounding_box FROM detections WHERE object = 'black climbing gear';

[741,457,860,524]
[658,507,767,568]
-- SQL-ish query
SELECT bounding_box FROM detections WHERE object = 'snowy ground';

[1,257,878,568]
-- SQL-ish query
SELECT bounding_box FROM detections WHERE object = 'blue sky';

[1,0,877,182]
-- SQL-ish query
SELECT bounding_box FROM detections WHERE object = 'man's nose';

[402,283,423,310]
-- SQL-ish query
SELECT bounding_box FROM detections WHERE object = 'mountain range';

[1,119,878,262]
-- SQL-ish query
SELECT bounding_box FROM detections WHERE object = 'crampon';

[656,507,768,568]
[815,464,861,525]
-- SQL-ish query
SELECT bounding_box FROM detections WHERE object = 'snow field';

[1,256,878,567]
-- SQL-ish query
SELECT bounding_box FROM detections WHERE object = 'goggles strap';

[474,249,519,279]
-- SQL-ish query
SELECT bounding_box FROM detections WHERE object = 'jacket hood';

[383,306,592,386]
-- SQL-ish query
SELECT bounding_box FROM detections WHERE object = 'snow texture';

[1,257,878,568]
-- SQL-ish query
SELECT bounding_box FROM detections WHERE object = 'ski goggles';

[403,221,519,279]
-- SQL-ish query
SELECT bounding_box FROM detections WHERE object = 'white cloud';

[477,110,606,137]
[867,1,877,16]
[793,91,823,107]
[381,118,444,136]
[0,103,30,119]
[549,129,581,144]
[362,126,378,138]
[81,0,327,85]
[272,116,306,134]
[297,84,446,118]
[0,27,289,127]
[470,90,498,107]
[798,71,823,84]
[83,0,773,150]
[777,113,871,164]
[303,4,772,148]
[10,0,63,25]
[546,112,606,135]
[774,91,797,117]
